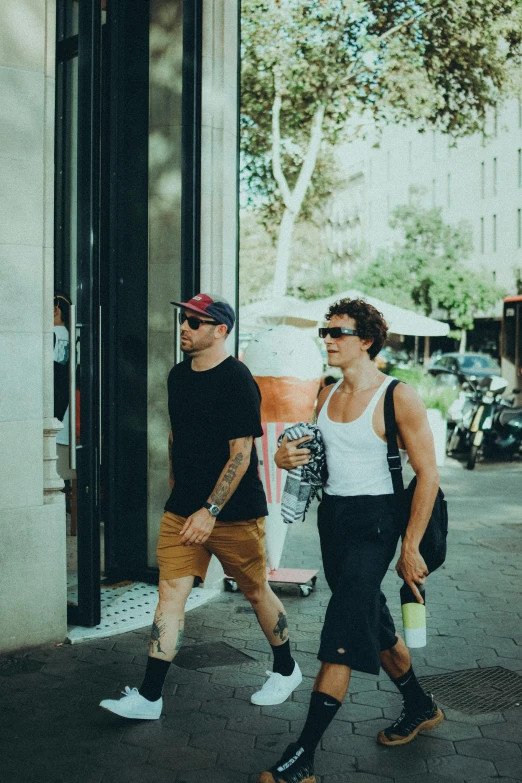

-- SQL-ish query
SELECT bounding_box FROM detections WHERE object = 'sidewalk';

[2,460,522,783]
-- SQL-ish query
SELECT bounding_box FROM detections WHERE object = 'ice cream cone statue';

[242,326,323,570]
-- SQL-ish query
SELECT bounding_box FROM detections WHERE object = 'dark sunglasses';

[179,312,219,330]
[318,327,359,339]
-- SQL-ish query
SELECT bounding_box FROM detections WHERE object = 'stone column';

[200,0,239,304]
[0,0,67,652]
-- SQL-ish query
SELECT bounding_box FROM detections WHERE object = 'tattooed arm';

[179,436,253,546]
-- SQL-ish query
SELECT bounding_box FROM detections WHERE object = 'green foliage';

[354,191,506,328]
[241,0,522,216]
[388,366,459,418]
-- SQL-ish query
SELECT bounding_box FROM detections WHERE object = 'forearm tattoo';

[150,613,167,656]
[210,452,244,507]
[273,611,289,643]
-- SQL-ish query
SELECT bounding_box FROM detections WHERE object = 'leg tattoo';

[273,611,289,643]
[175,619,184,651]
[150,613,167,656]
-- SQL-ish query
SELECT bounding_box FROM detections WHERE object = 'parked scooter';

[446,383,484,455]
[465,376,522,470]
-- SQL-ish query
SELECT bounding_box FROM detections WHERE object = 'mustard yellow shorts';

[156,512,267,593]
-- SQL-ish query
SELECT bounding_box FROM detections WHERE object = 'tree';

[354,193,506,351]
[241,0,522,296]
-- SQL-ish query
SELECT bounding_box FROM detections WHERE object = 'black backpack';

[384,379,448,573]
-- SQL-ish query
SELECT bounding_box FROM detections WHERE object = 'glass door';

[55,0,104,627]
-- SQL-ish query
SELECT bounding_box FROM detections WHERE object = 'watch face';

[210,504,220,516]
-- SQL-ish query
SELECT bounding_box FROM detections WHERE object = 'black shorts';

[317,492,401,675]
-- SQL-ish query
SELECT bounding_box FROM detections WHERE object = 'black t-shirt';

[164,356,268,522]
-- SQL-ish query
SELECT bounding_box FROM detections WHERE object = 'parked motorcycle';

[465,377,522,470]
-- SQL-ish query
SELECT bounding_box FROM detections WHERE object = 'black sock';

[139,656,171,702]
[297,691,342,753]
[271,639,295,677]
[390,666,431,711]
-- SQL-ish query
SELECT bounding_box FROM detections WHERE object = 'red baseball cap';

[170,293,235,332]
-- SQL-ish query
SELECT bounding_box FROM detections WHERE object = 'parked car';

[428,352,501,387]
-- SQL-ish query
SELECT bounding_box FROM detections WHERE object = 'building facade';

[0,0,239,652]
[335,100,522,295]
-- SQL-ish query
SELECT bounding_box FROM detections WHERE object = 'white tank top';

[317,375,408,496]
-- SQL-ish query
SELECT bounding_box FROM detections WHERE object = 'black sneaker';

[258,743,316,783]
[377,697,444,746]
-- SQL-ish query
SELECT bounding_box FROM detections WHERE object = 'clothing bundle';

[278,423,327,524]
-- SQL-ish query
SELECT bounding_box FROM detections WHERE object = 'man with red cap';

[100,294,302,720]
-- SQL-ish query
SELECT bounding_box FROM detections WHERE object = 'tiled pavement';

[2,459,522,783]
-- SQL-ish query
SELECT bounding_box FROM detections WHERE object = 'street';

[2,458,522,783]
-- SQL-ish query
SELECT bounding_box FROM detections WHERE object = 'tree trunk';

[459,329,467,353]
[423,335,430,369]
[273,208,298,297]
[270,103,325,297]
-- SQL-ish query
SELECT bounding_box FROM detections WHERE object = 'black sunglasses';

[179,312,219,330]
[318,327,359,339]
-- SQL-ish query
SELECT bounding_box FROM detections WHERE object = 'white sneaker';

[251,663,303,706]
[99,686,162,719]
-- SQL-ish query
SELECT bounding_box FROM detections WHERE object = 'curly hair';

[325,298,388,360]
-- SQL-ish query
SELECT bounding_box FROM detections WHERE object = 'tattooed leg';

[148,575,193,661]
[244,582,291,646]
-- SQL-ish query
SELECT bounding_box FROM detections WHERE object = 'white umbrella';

[239,296,317,331]
[298,289,449,337]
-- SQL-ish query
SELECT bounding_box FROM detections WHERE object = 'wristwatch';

[203,502,220,517]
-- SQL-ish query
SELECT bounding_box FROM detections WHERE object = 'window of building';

[518,149,521,189]
[480,217,484,253]
[518,208,521,249]
[481,161,485,198]
[493,214,497,252]
[493,157,497,196]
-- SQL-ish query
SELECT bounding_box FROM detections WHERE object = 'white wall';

[0,0,67,652]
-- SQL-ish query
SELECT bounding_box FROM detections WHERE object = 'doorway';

[55,0,150,627]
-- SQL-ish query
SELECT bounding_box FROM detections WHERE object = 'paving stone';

[455,737,521,761]
[321,774,393,783]
[353,718,392,738]
[495,758,522,779]
[174,681,233,700]
[164,712,226,735]
[352,690,402,708]
[175,769,249,783]
[255,732,298,754]
[481,720,522,744]
[150,745,217,772]
[208,669,266,687]
[322,732,381,756]
[199,696,260,718]
[260,700,308,721]
[121,722,189,749]
[314,750,357,775]
[226,714,290,735]
[161,695,201,713]
[189,728,255,752]
[429,719,482,741]
[439,708,505,725]
[357,750,427,777]
[427,755,497,778]
[26,763,106,783]
[217,747,284,774]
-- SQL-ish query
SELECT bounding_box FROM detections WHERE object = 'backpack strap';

[384,378,405,496]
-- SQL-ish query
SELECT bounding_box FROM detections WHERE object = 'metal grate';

[418,667,522,714]
[174,642,254,670]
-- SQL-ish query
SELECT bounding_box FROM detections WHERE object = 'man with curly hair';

[259,299,443,783]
